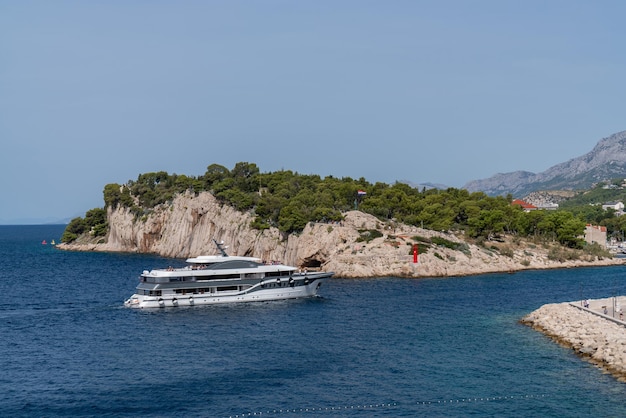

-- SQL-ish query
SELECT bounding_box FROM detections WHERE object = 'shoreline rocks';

[58,191,625,278]
[521,297,626,382]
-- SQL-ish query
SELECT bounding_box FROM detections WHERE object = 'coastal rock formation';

[522,299,626,381]
[58,191,624,278]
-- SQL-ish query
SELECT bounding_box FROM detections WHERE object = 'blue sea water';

[2,225,626,417]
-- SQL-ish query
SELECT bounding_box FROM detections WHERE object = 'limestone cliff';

[58,191,624,278]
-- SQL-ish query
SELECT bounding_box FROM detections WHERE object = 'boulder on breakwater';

[521,296,626,381]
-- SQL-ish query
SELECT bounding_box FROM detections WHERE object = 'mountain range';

[463,130,626,197]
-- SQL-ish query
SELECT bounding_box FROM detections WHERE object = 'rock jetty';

[521,297,626,381]
[58,191,624,278]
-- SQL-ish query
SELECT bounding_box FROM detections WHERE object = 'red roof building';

[511,199,537,212]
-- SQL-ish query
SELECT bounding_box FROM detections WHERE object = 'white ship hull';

[124,240,333,309]
[124,274,329,309]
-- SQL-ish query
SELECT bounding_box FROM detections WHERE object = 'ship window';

[149,290,162,296]
[216,286,238,292]
[225,274,241,279]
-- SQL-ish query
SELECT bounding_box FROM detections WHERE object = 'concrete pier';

[521,297,626,381]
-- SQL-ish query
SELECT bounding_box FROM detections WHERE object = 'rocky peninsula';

[522,297,626,381]
[58,191,624,278]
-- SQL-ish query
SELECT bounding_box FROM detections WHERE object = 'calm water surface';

[2,225,626,417]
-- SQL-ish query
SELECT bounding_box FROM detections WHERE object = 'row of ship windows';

[140,279,308,297]
[142,270,289,283]
[141,286,248,296]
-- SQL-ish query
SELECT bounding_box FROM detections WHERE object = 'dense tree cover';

[65,162,615,248]
[60,208,107,243]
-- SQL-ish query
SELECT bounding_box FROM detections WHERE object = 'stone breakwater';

[521,297,626,381]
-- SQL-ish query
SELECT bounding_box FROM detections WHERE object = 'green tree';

[85,208,106,226]
[61,217,87,243]
[217,188,255,211]
[467,209,506,239]
[231,162,260,192]
[278,202,308,233]
[204,164,230,189]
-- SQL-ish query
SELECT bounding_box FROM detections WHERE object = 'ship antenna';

[213,239,229,257]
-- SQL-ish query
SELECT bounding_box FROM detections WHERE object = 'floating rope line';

[226,394,548,417]
[416,394,548,405]
[228,403,397,417]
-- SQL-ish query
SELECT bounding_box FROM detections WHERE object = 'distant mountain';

[464,130,626,196]
[400,180,448,190]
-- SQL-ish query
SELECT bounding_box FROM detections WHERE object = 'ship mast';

[213,239,229,257]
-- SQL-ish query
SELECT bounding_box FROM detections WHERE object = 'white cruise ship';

[124,240,333,308]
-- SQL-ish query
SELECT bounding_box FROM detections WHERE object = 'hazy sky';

[1,1,625,224]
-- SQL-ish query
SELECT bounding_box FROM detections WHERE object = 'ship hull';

[124,273,331,309]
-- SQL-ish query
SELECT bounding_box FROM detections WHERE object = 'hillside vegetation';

[60,162,621,252]
[557,179,626,239]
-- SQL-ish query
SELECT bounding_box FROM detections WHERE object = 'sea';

[3,224,626,417]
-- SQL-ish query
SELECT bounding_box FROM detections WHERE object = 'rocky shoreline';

[58,191,625,278]
[521,297,626,381]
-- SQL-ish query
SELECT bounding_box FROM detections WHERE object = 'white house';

[602,201,625,212]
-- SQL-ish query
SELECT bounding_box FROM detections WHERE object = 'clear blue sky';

[1,1,625,224]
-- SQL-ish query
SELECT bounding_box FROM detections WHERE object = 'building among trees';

[511,199,537,212]
[584,224,607,247]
